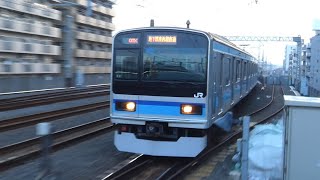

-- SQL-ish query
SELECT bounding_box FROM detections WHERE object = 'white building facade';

[307,30,320,97]
[284,45,297,85]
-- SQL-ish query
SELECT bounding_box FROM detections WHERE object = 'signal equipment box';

[284,95,320,180]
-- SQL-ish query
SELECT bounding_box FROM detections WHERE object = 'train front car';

[111,28,210,157]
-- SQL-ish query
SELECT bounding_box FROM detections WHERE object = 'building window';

[4,41,12,50]
[43,45,51,53]
[43,26,51,35]
[4,64,11,72]
[77,42,83,49]
[24,23,32,32]
[42,64,50,72]
[24,43,32,52]
[24,2,33,12]
[4,0,13,8]
[42,9,51,17]
[4,19,13,29]
[24,64,32,72]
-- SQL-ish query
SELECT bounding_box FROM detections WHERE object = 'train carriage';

[110,27,258,157]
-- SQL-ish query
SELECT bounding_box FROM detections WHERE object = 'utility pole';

[48,0,93,87]
[63,13,74,87]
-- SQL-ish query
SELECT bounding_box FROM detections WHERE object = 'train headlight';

[182,105,193,113]
[125,102,136,111]
[181,104,202,115]
[116,101,136,112]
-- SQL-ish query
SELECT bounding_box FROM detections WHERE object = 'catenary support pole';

[241,116,250,180]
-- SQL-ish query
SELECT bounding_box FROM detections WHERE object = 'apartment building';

[284,45,297,85]
[0,0,115,92]
[53,0,115,85]
[0,0,62,91]
[307,30,320,96]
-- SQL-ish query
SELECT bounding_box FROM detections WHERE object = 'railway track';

[0,87,109,111]
[167,85,285,179]
[0,101,110,132]
[0,84,108,103]
[0,118,116,171]
[99,85,285,180]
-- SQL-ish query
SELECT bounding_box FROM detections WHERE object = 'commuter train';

[110,27,258,157]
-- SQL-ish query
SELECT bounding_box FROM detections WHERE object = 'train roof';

[115,27,255,60]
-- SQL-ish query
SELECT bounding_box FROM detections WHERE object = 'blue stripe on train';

[113,99,206,117]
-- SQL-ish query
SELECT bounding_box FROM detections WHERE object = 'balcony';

[0,40,61,55]
[76,49,111,59]
[78,66,111,74]
[0,63,60,74]
[76,14,115,31]
[0,1,62,21]
[0,18,61,38]
[306,52,311,57]
[76,0,115,17]
[76,31,112,44]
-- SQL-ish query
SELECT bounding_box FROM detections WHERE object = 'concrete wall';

[0,74,110,93]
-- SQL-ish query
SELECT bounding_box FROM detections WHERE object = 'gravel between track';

[208,84,289,179]
[1,132,133,180]
[233,83,273,118]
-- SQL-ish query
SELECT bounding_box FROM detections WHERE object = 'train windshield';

[142,47,206,82]
[113,30,208,97]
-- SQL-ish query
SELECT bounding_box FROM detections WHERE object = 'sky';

[112,0,320,66]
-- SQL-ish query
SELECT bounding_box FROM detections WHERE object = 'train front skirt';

[114,132,207,157]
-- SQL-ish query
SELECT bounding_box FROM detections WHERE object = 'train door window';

[236,60,240,82]
[218,54,223,87]
[114,49,139,80]
[249,63,251,78]
[229,58,233,84]
[244,62,247,80]
[240,61,244,80]
[223,57,230,86]
[233,59,236,83]
[250,63,252,77]
[217,53,223,112]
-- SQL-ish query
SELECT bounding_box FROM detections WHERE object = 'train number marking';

[194,92,204,98]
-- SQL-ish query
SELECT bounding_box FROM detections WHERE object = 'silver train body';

[110,27,258,157]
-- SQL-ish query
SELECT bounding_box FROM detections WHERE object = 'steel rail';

[0,90,110,111]
[247,85,275,116]
[0,85,109,105]
[0,101,109,132]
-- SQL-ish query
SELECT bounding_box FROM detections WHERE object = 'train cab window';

[114,49,139,80]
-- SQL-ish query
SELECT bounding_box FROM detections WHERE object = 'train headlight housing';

[181,104,202,115]
[116,101,136,112]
